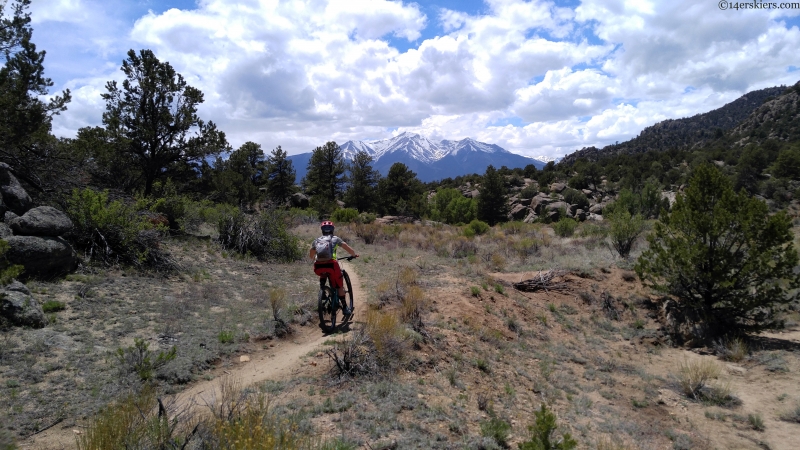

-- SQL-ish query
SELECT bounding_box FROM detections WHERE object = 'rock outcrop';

[0,163,77,279]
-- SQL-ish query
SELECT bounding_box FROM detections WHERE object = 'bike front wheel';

[318,283,337,333]
[341,269,354,319]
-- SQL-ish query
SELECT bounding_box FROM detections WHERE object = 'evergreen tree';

[264,145,296,204]
[635,164,800,339]
[102,49,228,196]
[212,141,265,206]
[378,162,423,216]
[0,0,71,188]
[343,150,380,212]
[302,141,346,211]
[477,165,508,226]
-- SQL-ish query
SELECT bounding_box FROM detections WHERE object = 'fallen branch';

[512,270,570,293]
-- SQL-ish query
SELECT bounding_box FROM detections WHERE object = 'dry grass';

[714,337,749,362]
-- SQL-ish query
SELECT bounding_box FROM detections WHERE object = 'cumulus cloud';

[34,0,800,159]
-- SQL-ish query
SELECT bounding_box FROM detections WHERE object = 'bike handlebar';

[337,255,359,261]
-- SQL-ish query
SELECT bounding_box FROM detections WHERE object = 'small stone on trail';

[310,361,317,366]
[239,355,250,362]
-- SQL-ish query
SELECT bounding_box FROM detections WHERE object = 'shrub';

[115,338,177,382]
[518,403,577,450]
[353,223,381,244]
[675,358,722,401]
[636,164,800,339]
[480,416,511,448]
[41,301,66,313]
[606,210,645,258]
[713,337,749,362]
[520,184,538,199]
[562,188,589,210]
[331,208,360,223]
[217,208,302,262]
[467,219,490,236]
[66,188,175,270]
[77,388,193,450]
[778,403,800,423]
[552,218,577,237]
[471,286,481,297]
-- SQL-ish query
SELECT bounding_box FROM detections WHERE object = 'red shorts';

[314,260,343,289]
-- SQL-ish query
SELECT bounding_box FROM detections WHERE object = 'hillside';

[10,220,800,450]
[560,85,790,165]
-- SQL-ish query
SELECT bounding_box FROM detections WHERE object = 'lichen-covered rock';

[0,223,11,238]
[4,236,77,278]
[0,280,45,328]
[8,206,73,236]
[0,163,33,215]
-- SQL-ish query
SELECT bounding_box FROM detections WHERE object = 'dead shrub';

[713,336,749,362]
[451,236,478,258]
[327,310,409,378]
[675,358,729,403]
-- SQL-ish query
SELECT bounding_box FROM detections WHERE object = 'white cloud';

[36,0,800,160]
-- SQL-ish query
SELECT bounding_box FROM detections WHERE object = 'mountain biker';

[310,220,359,317]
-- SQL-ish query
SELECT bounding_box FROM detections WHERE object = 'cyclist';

[310,220,359,317]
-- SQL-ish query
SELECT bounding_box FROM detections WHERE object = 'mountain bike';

[318,256,357,333]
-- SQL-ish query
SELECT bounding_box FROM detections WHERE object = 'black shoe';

[343,307,353,318]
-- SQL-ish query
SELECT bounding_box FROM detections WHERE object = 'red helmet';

[320,220,335,235]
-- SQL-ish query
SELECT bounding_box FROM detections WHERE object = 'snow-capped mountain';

[533,155,562,164]
[291,132,546,182]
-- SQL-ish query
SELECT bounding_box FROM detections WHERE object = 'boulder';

[4,211,18,223]
[289,193,309,208]
[463,189,479,199]
[508,204,528,220]
[0,163,33,215]
[0,223,11,238]
[575,209,587,221]
[546,201,570,214]
[582,189,593,196]
[587,213,604,221]
[0,280,45,328]
[550,183,567,193]
[4,236,77,278]
[523,212,538,223]
[589,203,604,215]
[530,194,553,214]
[8,206,73,236]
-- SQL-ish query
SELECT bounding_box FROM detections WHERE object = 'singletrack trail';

[176,260,364,404]
[22,261,364,449]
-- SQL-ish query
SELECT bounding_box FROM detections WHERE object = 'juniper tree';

[343,150,380,212]
[477,165,508,226]
[102,49,227,196]
[635,164,800,338]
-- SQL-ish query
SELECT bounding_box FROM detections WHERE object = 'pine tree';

[477,165,508,226]
[0,0,71,188]
[635,164,800,339]
[344,150,380,212]
[264,145,296,204]
[302,141,345,211]
[378,163,423,216]
[212,141,265,206]
[102,49,228,196]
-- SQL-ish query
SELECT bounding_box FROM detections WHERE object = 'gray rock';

[4,211,18,223]
[8,206,73,236]
[530,194,553,214]
[575,209,587,221]
[289,193,309,208]
[587,213,604,221]
[550,183,567,193]
[546,201,570,214]
[4,236,77,278]
[0,280,45,328]
[523,212,538,223]
[508,204,528,220]
[582,189,593,196]
[0,223,11,238]
[0,163,33,215]
[463,189,479,199]
[589,203,604,214]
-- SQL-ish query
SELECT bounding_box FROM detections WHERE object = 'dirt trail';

[22,262,363,449]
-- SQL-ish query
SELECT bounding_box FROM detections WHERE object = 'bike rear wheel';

[318,278,337,333]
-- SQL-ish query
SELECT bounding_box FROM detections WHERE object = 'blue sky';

[31,0,800,159]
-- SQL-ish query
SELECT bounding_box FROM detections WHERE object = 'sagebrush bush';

[66,188,176,270]
[465,219,490,236]
[218,208,302,262]
[552,218,577,237]
[115,338,176,382]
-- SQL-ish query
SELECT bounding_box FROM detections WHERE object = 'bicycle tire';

[341,269,354,320]
[318,278,337,333]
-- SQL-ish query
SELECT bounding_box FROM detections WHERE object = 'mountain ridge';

[291,132,546,183]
